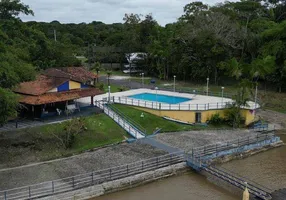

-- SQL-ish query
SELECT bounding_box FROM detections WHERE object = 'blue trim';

[58,81,69,92]
[81,83,89,89]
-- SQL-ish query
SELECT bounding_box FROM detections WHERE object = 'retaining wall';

[40,163,188,200]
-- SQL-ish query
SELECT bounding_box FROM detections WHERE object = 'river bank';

[0,129,257,191]
[92,134,285,200]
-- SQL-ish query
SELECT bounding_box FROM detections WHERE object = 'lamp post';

[254,83,258,116]
[155,87,158,108]
[173,75,176,92]
[108,86,111,103]
[141,73,144,88]
[221,87,225,107]
[206,77,210,96]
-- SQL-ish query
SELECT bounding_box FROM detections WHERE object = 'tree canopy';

[1,0,286,124]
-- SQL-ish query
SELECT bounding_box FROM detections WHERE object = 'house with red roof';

[14,67,103,119]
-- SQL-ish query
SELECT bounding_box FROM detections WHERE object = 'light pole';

[155,87,158,108]
[206,77,210,96]
[173,75,176,92]
[108,86,111,103]
[254,83,258,116]
[141,73,144,88]
[221,87,225,107]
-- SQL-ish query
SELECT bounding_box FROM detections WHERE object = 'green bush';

[208,113,224,125]
[98,83,104,91]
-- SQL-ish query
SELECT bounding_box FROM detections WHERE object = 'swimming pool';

[128,93,191,104]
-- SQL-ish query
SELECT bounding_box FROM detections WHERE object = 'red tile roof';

[44,67,98,83]
[14,75,68,96]
[19,88,103,105]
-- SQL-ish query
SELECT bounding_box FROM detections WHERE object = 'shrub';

[98,83,104,91]
[208,113,224,125]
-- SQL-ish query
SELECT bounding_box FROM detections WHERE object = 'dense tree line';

[1,0,286,124]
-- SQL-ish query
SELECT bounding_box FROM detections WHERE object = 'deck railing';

[109,96,236,111]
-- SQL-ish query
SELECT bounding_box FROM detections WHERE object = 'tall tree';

[0,0,34,20]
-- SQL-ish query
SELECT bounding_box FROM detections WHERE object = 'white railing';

[109,96,234,111]
[95,101,145,139]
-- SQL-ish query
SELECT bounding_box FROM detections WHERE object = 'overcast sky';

[21,0,229,25]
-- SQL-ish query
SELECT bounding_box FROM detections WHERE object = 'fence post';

[142,161,144,171]
[257,133,259,142]
[189,104,190,110]
[52,181,54,193]
[72,177,75,188]
[159,103,161,110]
[179,104,180,110]
[119,97,121,103]
[217,102,218,109]
[157,157,159,167]
[127,165,129,175]
[91,172,94,184]
[145,101,147,107]
[196,104,198,110]
[170,154,173,165]
[138,100,140,106]
[208,103,209,110]
[169,104,171,110]
[205,104,206,110]
[110,169,112,180]
[29,186,31,198]
[132,99,133,105]
[152,102,153,109]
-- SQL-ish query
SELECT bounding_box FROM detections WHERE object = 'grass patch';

[111,104,217,134]
[261,91,286,113]
[103,84,127,93]
[0,114,129,167]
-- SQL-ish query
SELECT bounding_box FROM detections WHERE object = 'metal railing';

[189,132,276,158]
[95,101,145,139]
[110,96,237,111]
[107,103,147,135]
[0,152,185,200]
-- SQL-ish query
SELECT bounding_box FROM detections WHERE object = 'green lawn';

[103,84,127,93]
[111,104,212,134]
[0,114,129,165]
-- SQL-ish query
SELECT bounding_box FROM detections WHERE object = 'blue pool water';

[128,93,191,104]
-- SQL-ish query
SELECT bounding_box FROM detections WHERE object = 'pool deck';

[78,88,258,110]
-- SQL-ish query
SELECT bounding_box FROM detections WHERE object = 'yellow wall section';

[69,81,81,90]
[132,106,254,125]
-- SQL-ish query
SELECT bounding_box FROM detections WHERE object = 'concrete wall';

[133,107,254,125]
[40,163,188,200]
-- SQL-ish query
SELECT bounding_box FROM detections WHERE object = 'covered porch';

[18,88,102,119]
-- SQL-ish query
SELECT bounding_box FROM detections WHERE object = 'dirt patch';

[155,129,258,152]
[257,109,286,130]
[0,142,166,190]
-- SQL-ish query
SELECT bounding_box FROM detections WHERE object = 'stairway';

[95,101,145,139]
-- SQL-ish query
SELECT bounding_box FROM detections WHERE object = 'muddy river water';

[94,134,286,200]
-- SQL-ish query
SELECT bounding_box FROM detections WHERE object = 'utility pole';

[54,29,57,42]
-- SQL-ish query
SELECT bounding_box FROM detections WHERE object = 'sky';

[21,0,229,25]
